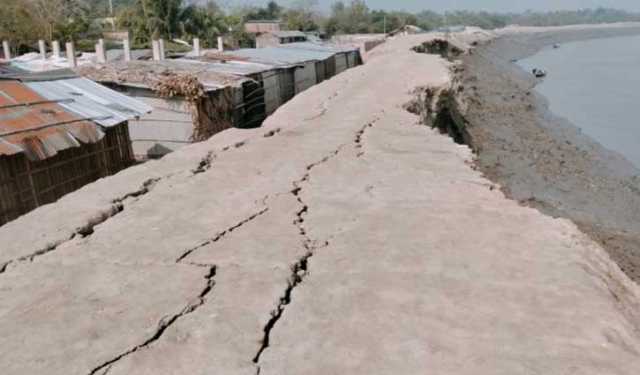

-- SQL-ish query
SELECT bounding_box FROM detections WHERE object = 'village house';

[223,44,361,95]
[188,43,360,118]
[77,60,262,159]
[0,70,150,225]
[244,20,284,34]
[6,38,363,162]
[180,56,284,116]
[255,31,308,48]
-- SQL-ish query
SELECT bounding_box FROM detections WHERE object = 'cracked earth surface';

[2,34,640,374]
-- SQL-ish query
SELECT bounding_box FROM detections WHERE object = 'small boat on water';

[553,43,561,49]
[532,68,547,78]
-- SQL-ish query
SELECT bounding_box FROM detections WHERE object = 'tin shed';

[0,76,149,225]
[226,47,335,96]
[77,60,258,159]
[183,56,283,116]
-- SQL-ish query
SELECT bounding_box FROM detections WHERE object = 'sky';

[220,0,640,13]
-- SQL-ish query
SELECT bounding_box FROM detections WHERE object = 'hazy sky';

[222,0,640,13]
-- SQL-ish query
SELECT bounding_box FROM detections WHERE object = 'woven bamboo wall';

[0,122,134,226]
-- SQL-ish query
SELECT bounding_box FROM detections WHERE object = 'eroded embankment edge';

[408,37,640,335]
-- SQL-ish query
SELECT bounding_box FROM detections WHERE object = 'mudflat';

[457,24,640,282]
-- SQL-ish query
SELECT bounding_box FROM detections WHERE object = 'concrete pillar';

[95,41,106,64]
[2,41,10,61]
[38,40,46,60]
[217,36,224,52]
[151,40,160,61]
[158,39,165,60]
[123,37,131,61]
[193,38,201,57]
[65,42,77,67]
[51,41,61,58]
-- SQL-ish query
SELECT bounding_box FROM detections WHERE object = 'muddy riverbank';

[451,26,640,283]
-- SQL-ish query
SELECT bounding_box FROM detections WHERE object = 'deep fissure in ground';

[88,266,217,375]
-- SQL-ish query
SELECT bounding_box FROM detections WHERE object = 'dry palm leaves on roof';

[77,62,238,142]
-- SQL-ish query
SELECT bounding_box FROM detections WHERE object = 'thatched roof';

[76,60,247,91]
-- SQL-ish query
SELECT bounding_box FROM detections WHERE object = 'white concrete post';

[2,41,10,61]
[151,40,160,61]
[158,39,165,60]
[95,42,106,64]
[98,38,107,62]
[217,36,224,52]
[65,42,77,67]
[38,40,46,60]
[123,37,131,61]
[193,38,201,57]
[51,41,61,58]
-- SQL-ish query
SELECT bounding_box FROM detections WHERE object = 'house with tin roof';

[76,60,263,159]
[256,31,308,48]
[0,71,150,225]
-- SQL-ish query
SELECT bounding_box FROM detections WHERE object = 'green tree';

[117,3,151,44]
[138,0,182,39]
[179,1,226,45]
[283,0,320,31]
[325,0,371,35]
[28,0,91,41]
[245,1,282,20]
[0,0,46,53]
[118,0,229,46]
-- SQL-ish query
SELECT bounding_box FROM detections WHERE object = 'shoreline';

[455,26,640,283]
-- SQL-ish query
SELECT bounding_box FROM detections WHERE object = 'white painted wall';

[126,96,194,159]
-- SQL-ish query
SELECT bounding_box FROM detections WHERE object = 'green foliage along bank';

[2,1,640,55]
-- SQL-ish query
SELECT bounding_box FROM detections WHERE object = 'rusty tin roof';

[0,80,104,160]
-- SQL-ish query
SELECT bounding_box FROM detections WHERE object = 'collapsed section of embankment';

[419,28,640,284]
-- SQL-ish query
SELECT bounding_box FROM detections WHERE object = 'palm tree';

[140,0,182,39]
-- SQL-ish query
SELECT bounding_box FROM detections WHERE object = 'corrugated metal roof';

[272,31,307,38]
[76,60,248,92]
[0,64,23,76]
[26,77,152,127]
[280,42,360,53]
[225,47,335,67]
[179,56,276,76]
[0,80,104,160]
[10,52,96,72]
[106,49,153,62]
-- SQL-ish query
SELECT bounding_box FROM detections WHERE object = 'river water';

[519,34,640,168]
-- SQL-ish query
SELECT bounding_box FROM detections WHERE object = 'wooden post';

[2,41,10,61]
[66,42,77,67]
[151,40,160,61]
[38,40,46,60]
[217,36,224,52]
[193,38,201,57]
[51,41,61,59]
[123,37,131,61]
[24,157,40,208]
